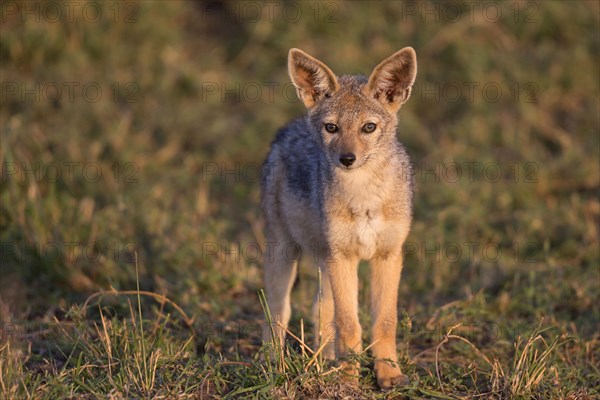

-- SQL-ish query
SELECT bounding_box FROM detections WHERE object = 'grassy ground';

[1,1,599,398]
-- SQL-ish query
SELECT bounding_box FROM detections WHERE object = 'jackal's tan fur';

[261,47,417,389]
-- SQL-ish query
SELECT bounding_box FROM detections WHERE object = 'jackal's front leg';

[370,252,409,389]
[327,255,361,382]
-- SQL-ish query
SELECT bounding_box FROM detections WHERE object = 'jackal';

[261,47,417,389]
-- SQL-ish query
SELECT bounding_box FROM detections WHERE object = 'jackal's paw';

[339,360,360,385]
[374,360,409,390]
[322,343,336,361]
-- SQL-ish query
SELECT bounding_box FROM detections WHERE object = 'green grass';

[1,1,599,398]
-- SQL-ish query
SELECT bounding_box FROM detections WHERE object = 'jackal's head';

[288,47,417,171]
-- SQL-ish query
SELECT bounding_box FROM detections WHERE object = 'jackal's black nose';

[339,153,356,167]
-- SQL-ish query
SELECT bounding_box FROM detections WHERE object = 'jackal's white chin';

[335,163,364,172]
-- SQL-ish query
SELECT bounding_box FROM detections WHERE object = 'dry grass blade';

[82,289,194,327]
[435,323,497,395]
[507,327,564,396]
[276,322,315,356]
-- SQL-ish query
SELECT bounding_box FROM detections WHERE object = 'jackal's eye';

[362,122,377,133]
[324,123,339,133]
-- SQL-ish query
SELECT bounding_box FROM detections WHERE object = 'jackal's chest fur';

[326,168,403,260]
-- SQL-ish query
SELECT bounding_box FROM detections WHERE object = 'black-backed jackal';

[261,47,417,389]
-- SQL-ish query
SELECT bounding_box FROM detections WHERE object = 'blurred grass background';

[1,0,599,397]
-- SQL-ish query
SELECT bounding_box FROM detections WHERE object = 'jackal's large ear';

[365,47,417,113]
[288,48,339,108]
